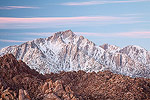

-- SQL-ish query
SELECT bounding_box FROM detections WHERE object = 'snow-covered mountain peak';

[120,45,147,56]
[123,45,147,51]
[49,30,76,44]
[0,30,150,78]
[61,30,75,38]
[119,45,150,65]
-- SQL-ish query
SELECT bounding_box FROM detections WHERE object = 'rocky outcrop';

[19,89,31,100]
[41,80,80,100]
[0,87,17,100]
[0,54,80,100]
[48,71,150,100]
[0,54,150,100]
[0,54,45,99]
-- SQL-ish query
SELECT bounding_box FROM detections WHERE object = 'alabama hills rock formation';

[0,30,150,78]
[0,54,79,100]
[1,54,150,100]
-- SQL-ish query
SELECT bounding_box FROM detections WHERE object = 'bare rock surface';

[0,54,150,100]
[48,71,150,100]
[0,54,80,100]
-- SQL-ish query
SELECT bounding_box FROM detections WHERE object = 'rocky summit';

[0,30,150,78]
[1,54,150,100]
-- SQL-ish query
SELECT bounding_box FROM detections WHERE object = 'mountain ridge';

[0,30,150,78]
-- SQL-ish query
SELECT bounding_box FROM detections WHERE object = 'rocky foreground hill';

[1,54,150,100]
[0,30,150,78]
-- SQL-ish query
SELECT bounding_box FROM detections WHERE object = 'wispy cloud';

[76,32,110,37]
[0,39,27,43]
[0,16,142,29]
[76,31,150,38]
[0,31,149,44]
[0,6,39,10]
[0,16,129,23]
[117,31,150,38]
[17,31,150,38]
[61,0,149,6]
[24,32,53,36]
